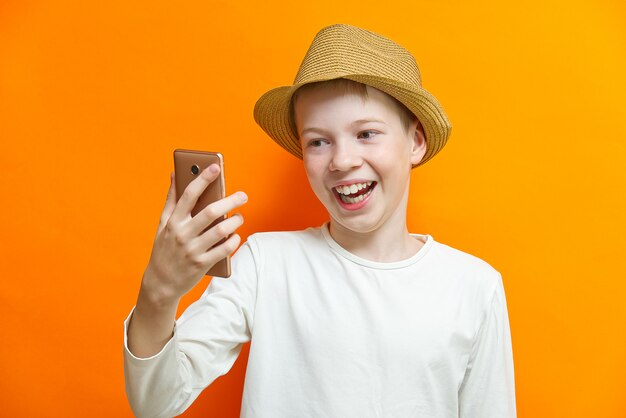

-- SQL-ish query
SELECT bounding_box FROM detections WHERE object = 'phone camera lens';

[191,164,200,175]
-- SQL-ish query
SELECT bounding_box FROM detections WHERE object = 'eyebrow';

[300,118,387,136]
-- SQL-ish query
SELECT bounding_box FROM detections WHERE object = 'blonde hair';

[288,78,418,138]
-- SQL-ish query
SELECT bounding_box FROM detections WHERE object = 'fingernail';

[237,192,248,202]
[209,164,219,174]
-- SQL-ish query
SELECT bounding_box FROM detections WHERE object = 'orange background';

[1,0,625,417]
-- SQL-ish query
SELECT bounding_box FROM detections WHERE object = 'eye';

[358,130,378,140]
[306,139,328,148]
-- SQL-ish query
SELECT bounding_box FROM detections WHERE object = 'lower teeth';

[340,188,372,204]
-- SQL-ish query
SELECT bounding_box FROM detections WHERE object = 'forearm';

[127,270,181,358]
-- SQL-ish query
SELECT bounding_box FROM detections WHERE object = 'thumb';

[158,171,177,232]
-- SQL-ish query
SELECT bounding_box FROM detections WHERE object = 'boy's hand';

[142,164,247,305]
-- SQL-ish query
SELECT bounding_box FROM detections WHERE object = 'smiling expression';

[293,83,427,235]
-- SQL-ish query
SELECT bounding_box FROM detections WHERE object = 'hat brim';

[253,75,452,168]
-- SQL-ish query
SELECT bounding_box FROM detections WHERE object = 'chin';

[330,214,383,235]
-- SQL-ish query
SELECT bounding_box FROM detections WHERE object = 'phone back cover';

[173,149,230,277]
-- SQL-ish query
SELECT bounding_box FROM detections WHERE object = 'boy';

[124,24,517,417]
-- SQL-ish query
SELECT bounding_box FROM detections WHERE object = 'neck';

[328,215,424,263]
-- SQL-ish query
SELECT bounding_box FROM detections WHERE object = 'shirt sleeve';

[123,240,259,418]
[458,273,517,418]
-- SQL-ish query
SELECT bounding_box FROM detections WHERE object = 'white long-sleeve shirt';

[123,223,517,417]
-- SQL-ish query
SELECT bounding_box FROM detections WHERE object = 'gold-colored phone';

[173,149,230,278]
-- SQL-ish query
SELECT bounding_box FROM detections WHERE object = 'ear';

[409,118,427,166]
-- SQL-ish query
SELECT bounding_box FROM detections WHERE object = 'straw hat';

[253,23,452,168]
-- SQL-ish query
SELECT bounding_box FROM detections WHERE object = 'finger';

[159,171,176,220]
[193,213,244,252]
[155,172,177,237]
[186,191,248,238]
[170,164,221,224]
[196,233,242,267]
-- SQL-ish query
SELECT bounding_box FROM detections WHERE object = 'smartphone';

[173,149,231,278]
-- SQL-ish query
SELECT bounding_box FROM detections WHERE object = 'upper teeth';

[335,182,372,195]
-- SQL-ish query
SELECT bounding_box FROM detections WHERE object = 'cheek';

[303,161,335,206]
[303,158,324,189]
[303,151,325,172]
[380,141,414,170]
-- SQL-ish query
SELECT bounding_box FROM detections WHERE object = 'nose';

[329,141,362,172]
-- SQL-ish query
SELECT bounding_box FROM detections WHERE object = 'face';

[294,85,427,236]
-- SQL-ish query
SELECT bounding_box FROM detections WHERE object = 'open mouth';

[333,181,377,204]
